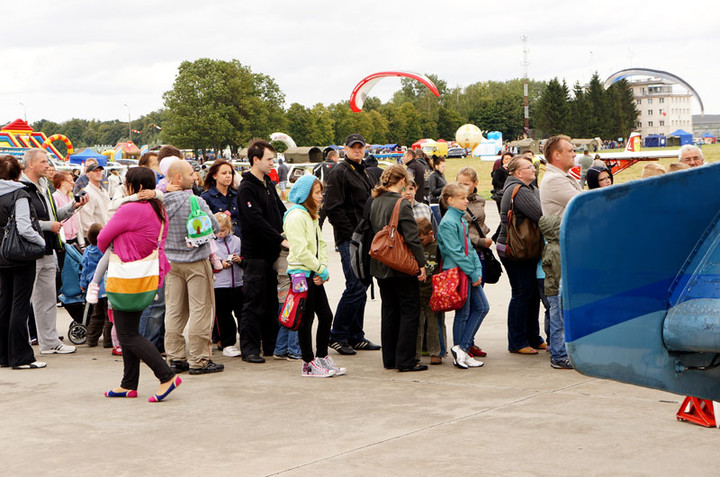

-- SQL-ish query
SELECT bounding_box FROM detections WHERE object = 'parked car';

[447,147,467,158]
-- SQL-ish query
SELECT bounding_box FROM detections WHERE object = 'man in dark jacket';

[21,148,88,355]
[237,140,288,363]
[402,149,426,203]
[313,149,339,185]
[364,155,383,187]
[324,133,380,355]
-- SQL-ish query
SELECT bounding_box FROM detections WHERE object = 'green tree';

[585,72,610,137]
[366,109,389,144]
[309,104,335,145]
[567,82,589,138]
[606,79,639,141]
[162,58,285,151]
[384,102,422,145]
[436,106,463,141]
[534,78,569,137]
[286,103,314,146]
[270,140,288,153]
[328,102,357,145]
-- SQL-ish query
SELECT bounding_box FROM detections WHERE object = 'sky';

[2,0,718,125]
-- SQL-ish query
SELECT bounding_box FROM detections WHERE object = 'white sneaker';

[451,345,468,369]
[301,358,336,377]
[222,346,242,358]
[86,283,99,304]
[318,355,346,376]
[41,344,77,355]
[12,361,47,369]
[464,355,484,368]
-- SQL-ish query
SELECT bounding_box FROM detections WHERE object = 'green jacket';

[283,205,328,278]
[539,215,562,296]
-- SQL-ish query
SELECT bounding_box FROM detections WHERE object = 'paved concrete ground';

[2,203,719,476]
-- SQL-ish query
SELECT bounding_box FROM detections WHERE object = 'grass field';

[443,143,720,199]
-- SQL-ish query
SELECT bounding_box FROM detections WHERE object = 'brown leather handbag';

[369,198,419,276]
[506,185,543,260]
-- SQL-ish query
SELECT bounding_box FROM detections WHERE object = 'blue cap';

[288,174,318,204]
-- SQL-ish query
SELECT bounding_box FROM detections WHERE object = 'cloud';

[1,0,718,123]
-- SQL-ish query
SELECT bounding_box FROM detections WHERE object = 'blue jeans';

[538,279,550,339]
[138,283,165,352]
[453,282,490,352]
[430,204,442,226]
[330,240,368,344]
[547,295,567,360]
[274,327,301,356]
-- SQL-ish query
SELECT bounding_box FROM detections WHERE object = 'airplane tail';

[625,132,641,152]
[562,163,720,402]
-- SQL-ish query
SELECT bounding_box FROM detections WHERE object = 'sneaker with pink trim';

[318,355,346,376]
[301,358,336,378]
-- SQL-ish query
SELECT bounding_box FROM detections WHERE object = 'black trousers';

[213,286,243,348]
[0,265,36,367]
[298,281,333,363]
[113,309,174,390]
[377,276,421,370]
[240,259,279,356]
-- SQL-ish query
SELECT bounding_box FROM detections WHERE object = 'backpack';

[185,195,214,247]
[349,197,374,287]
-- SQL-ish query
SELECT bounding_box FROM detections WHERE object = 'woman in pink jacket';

[97,167,180,402]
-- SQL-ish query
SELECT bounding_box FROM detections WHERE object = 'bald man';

[162,158,222,375]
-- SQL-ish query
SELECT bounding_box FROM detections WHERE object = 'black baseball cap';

[345,133,366,147]
[86,163,104,172]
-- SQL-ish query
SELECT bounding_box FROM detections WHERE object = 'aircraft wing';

[592,149,680,160]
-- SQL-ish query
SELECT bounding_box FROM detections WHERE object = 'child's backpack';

[349,197,374,287]
[186,195,214,247]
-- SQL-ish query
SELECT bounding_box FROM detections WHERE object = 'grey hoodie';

[0,180,45,247]
[163,190,219,263]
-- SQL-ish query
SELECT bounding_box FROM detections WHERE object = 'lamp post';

[124,104,131,141]
[19,102,26,122]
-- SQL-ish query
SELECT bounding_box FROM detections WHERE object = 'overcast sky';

[2,0,718,125]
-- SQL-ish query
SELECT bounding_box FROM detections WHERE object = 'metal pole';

[19,102,26,122]
[124,104,131,141]
[521,35,530,138]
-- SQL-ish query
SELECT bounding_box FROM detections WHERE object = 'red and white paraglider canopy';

[349,71,440,113]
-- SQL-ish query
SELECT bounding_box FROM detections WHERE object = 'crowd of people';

[0,135,707,399]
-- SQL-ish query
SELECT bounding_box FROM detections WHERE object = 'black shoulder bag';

[465,207,503,284]
[0,190,45,265]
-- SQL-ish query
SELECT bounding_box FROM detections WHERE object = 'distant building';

[630,78,693,138]
[692,114,720,140]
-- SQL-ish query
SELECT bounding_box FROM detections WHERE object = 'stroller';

[59,242,92,345]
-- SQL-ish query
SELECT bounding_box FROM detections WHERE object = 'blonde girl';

[437,183,490,369]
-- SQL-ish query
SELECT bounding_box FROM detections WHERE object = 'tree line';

[534,73,638,140]
[15,59,638,153]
